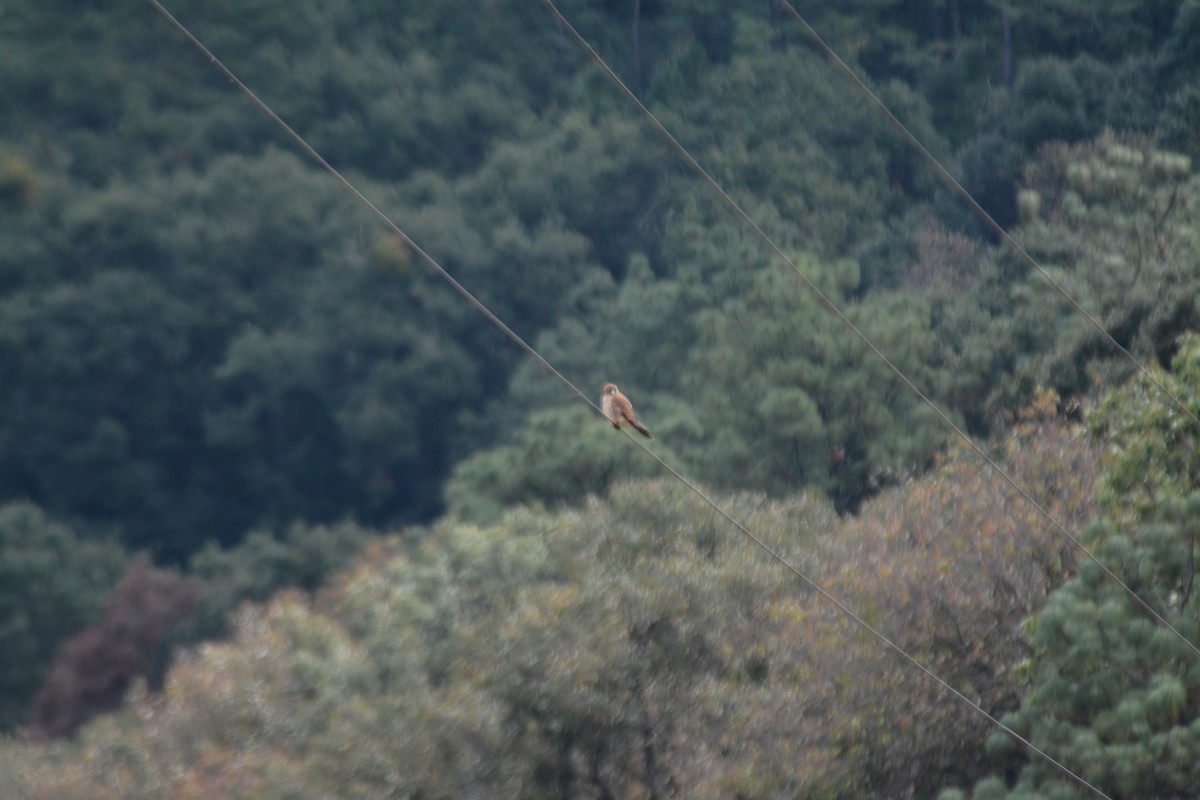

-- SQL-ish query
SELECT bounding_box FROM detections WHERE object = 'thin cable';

[539,0,1200,663]
[145,3,1105,796]
[775,0,1200,430]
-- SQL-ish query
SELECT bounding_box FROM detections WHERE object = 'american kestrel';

[601,383,652,439]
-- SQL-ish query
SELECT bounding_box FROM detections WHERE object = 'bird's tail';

[633,421,653,440]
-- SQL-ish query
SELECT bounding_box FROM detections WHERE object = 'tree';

[931,134,1200,431]
[943,334,1200,799]
[186,519,375,641]
[660,44,944,261]
[1090,332,1200,520]
[0,270,207,555]
[684,254,950,510]
[444,406,664,523]
[830,391,1099,796]
[0,394,1104,795]
[0,503,127,731]
[31,557,201,739]
[1156,0,1200,157]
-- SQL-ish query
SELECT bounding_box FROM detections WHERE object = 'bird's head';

[602,383,618,395]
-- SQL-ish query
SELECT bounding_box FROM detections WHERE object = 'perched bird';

[601,383,653,439]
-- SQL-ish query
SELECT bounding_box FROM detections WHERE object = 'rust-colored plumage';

[601,383,652,439]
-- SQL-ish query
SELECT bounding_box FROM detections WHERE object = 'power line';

[144,1,1113,796]
[537,0,1200,664]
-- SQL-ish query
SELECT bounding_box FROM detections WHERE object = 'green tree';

[932,135,1199,431]
[186,519,375,641]
[1003,0,1167,61]
[1090,333,1200,520]
[685,254,950,509]
[0,503,127,730]
[0,270,206,555]
[0,401,1104,796]
[943,334,1200,799]
[466,187,961,513]
[0,147,379,556]
[1156,0,1200,157]
[660,44,944,261]
[444,406,664,523]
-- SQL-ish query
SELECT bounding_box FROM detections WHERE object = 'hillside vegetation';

[1,1,1200,797]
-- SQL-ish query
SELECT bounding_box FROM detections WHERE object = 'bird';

[601,383,652,439]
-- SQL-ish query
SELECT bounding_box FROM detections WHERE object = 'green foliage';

[455,111,667,278]
[0,0,565,181]
[186,519,376,641]
[1155,1,1200,157]
[0,48,671,558]
[949,337,1200,799]
[945,52,1146,237]
[0,503,127,730]
[661,45,944,260]
[1004,0,1169,61]
[0,150,398,554]
[202,251,485,531]
[0,406,1102,796]
[684,254,950,509]
[473,247,953,514]
[1011,59,1092,149]
[2,0,1198,789]
[1089,333,1200,518]
[1156,0,1200,95]
[0,0,1189,555]
[444,406,663,523]
[931,135,1200,430]
[0,270,205,552]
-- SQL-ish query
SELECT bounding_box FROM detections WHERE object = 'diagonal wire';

[773,0,1200,430]
[144,1,1113,796]
[537,0,1200,663]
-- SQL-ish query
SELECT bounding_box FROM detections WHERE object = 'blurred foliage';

[0,402,1101,796]
[1090,332,1200,520]
[683,254,949,510]
[944,335,1200,799]
[930,136,1199,433]
[186,519,376,641]
[445,405,664,524]
[0,503,127,730]
[29,557,201,739]
[1,2,1199,793]
[0,0,1191,553]
[828,389,1099,796]
[465,244,952,514]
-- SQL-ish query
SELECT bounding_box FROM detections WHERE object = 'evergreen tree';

[931,135,1199,431]
[684,254,950,509]
[943,334,1200,799]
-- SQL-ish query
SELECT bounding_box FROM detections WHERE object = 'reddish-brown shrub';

[30,556,201,738]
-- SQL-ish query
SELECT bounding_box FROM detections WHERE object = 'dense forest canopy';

[2,0,1200,797]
